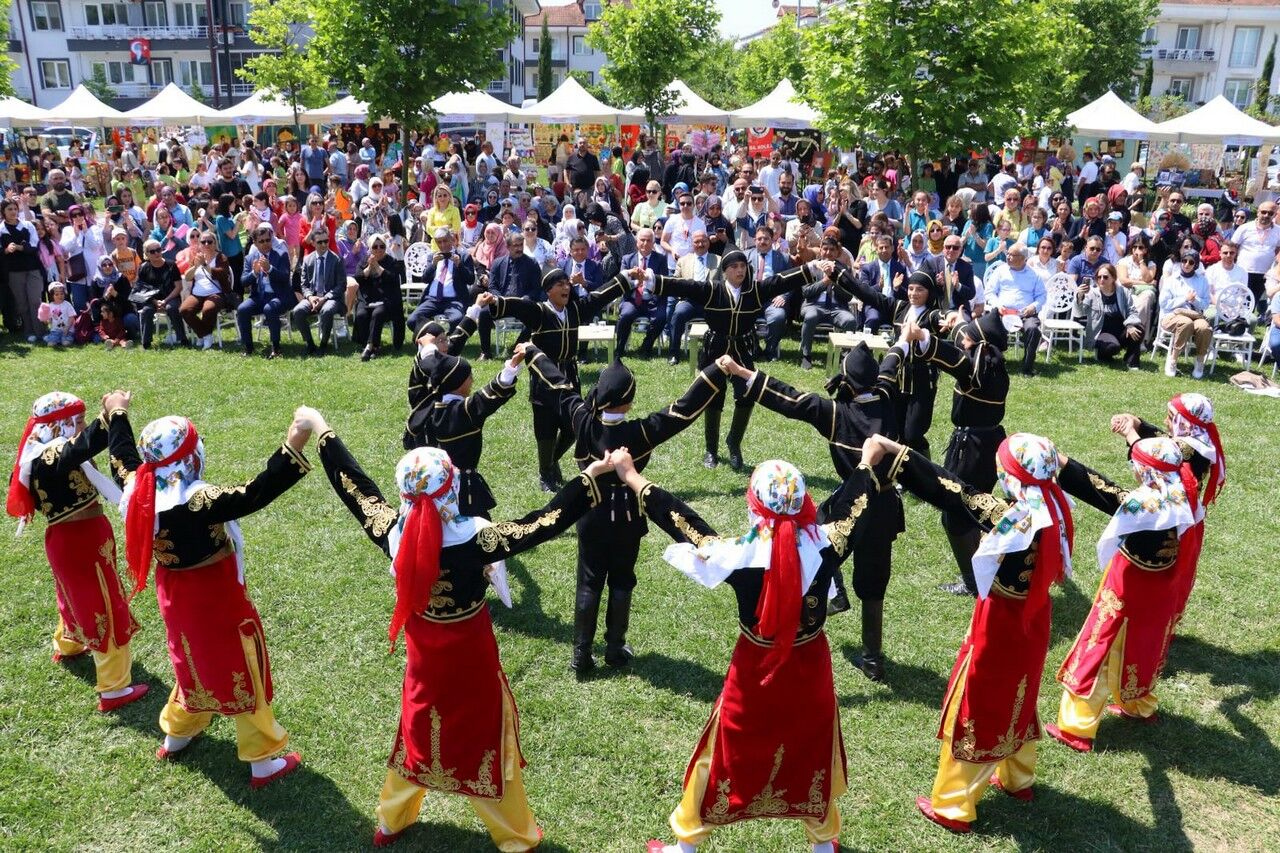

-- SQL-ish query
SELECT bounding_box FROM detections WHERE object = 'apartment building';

[522,0,606,96]
[1145,0,1280,109]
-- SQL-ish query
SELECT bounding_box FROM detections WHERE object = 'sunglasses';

[313,238,329,244]
[145,248,161,254]
[1097,272,1113,279]
[647,190,660,195]
[523,226,536,232]
[371,243,386,250]
[199,239,215,245]
[944,245,961,250]
[678,202,692,207]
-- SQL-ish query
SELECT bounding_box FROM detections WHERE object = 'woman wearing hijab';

[885,432,1074,834]
[109,395,311,787]
[459,203,484,250]
[701,196,733,257]
[523,351,726,673]
[552,204,582,261]
[802,184,828,225]
[721,342,908,680]
[1048,435,1199,753]
[470,223,509,278]
[626,438,901,853]
[351,164,372,210]
[301,407,615,850]
[7,391,145,711]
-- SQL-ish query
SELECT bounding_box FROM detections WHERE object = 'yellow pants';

[376,764,540,852]
[928,663,1037,824]
[53,616,132,694]
[157,630,288,763]
[1057,638,1159,740]
[669,721,844,846]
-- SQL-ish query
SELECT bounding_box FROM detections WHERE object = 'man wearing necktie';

[919,236,977,329]
[407,227,476,334]
[615,228,669,358]
[236,224,296,358]
[558,236,603,295]
[746,225,793,362]
[666,232,719,365]
[858,234,907,333]
[290,226,346,354]
[798,236,860,369]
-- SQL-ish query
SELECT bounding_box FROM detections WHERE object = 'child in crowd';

[96,302,132,348]
[277,195,304,269]
[40,282,77,346]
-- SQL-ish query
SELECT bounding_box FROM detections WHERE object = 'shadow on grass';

[491,557,573,647]
[389,821,575,853]
[606,651,725,704]
[836,646,949,709]
[978,783,1193,850]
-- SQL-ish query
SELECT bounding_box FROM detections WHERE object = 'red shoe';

[156,733,200,761]
[645,843,668,853]
[373,827,403,847]
[249,752,302,789]
[52,649,88,664]
[1106,704,1158,723]
[915,796,972,834]
[1044,723,1093,753]
[990,775,1034,802]
[97,683,149,712]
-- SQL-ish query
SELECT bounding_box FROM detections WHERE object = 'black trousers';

[941,424,1005,539]
[897,366,937,459]
[1017,315,1042,374]
[1095,331,1142,368]
[576,508,644,594]
[354,299,405,350]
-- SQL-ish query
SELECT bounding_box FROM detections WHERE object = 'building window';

[92,60,143,85]
[29,1,63,30]
[531,38,539,53]
[583,0,602,19]
[180,59,213,87]
[143,1,167,27]
[84,3,129,26]
[174,2,208,27]
[1143,26,1155,45]
[1224,79,1252,109]
[227,2,246,27]
[39,59,72,89]
[572,35,590,55]
[1175,26,1200,51]
[1229,26,1262,68]
[150,58,174,86]
[1168,77,1194,100]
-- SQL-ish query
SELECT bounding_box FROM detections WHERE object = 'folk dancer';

[402,297,485,450]
[301,407,614,849]
[525,348,725,673]
[623,436,902,853]
[111,398,310,787]
[7,391,146,711]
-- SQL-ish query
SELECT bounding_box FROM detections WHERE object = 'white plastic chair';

[403,242,433,283]
[1208,283,1256,373]
[1041,273,1085,363]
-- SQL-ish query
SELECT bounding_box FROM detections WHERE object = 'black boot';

[941,523,981,597]
[535,439,559,492]
[603,587,634,667]
[725,403,753,473]
[703,408,722,469]
[852,598,886,682]
[827,567,852,614]
[570,586,601,674]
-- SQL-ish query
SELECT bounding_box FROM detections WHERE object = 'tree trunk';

[400,123,411,198]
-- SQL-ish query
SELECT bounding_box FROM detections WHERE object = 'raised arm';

[916,331,977,385]
[894,445,1008,530]
[107,408,144,481]
[456,353,523,425]
[184,443,311,524]
[580,273,631,321]
[637,481,721,546]
[742,368,837,439]
[1057,455,1128,516]
[490,294,542,326]
[317,430,397,557]
[650,274,713,304]
[820,454,901,561]
[629,364,726,450]
[469,469,603,561]
[759,263,813,300]
[45,412,112,476]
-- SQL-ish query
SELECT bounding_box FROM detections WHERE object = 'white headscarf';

[1096,437,1196,571]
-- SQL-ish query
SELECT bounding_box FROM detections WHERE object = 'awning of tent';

[0,96,52,127]
[522,77,643,124]
[1065,90,1174,141]
[1153,95,1280,145]
[218,89,301,125]
[431,89,528,123]
[728,78,817,130]
[300,95,375,124]
[657,80,729,125]
[46,85,126,126]
[118,83,222,126]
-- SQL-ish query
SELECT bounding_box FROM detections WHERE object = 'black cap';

[583,203,608,225]
[959,309,1009,352]
[720,249,748,270]
[824,342,878,400]
[541,266,569,290]
[906,270,939,307]
[427,353,473,396]
[586,359,636,411]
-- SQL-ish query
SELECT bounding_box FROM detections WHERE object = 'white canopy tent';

[1065,90,1175,141]
[522,76,642,124]
[431,89,528,123]
[1153,95,1280,145]
[300,94,375,124]
[218,89,301,125]
[117,83,222,126]
[0,96,52,126]
[657,80,729,125]
[728,78,818,130]
[46,85,126,126]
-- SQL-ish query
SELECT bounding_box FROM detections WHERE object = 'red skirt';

[687,631,844,827]
[939,592,1050,763]
[156,553,272,715]
[1172,521,1204,621]
[45,514,139,653]
[387,604,521,801]
[1058,552,1179,703]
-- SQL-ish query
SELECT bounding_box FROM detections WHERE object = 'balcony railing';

[1152,48,1217,63]
[69,25,211,40]
[112,82,255,99]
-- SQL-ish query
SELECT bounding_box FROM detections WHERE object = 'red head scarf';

[745,484,818,686]
[1169,394,1225,506]
[7,397,86,521]
[997,440,1075,632]
[124,419,199,597]
[389,467,455,651]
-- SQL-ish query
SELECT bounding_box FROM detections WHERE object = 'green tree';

[83,65,116,103]
[1139,57,1154,100]
[735,22,805,105]
[188,81,209,106]
[1250,35,1276,119]
[313,0,516,188]
[1135,94,1193,122]
[568,70,614,106]
[586,0,719,135]
[800,1,1081,170]
[0,2,14,98]
[1061,0,1159,105]
[682,36,744,110]
[537,18,554,100]
[237,0,332,140]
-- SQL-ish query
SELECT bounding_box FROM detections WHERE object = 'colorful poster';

[508,126,536,168]
[747,127,775,159]
[619,124,641,158]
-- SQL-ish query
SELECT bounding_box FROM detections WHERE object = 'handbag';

[68,251,87,281]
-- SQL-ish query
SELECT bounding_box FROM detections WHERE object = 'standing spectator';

[961,204,994,282]
[1101,212,1128,264]
[34,218,69,284]
[2,199,42,341]
[302,194,339,261]
[423,186,461,252]
[38,169,84,228]
[660,192,706,261]
[864,180,903,235]
[1191,203,1223,268]
[301,135,328,188]
[209,158,251,199]
[133,239,185,349]
[956,159,988,204]
[276,196,304,269]
[291,228,345,354]
[565,137,601,203]
[359,178,394,238]
[215,193,246,288]
[1158,250,1213,378]
[906,191,941,236]
[327,141,348,188]
[1231,200,1280,303]
[59,206,104,311]
[1222,207,1249,242]
[40,282,76,346]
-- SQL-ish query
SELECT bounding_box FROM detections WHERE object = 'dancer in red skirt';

[614,427,900,853]
[297,406,614,850]
[1048,437,1199,752]
[7,391,146,711]
[110,395,312,788]
[1108,391,1224,620]
[886,432,1074,834]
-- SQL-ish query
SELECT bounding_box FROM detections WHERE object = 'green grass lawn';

[1,333,1278,852]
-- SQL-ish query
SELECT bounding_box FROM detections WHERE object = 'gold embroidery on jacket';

[822,493,868,555]
[187,484,248,512]
[153,530,179,566]
[670,511,713,546]
[1088,471,1128,500]
[339,471,397,538]
[476,510,562,553]
[464,750,498,798]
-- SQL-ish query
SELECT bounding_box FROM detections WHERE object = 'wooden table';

[579,323,616,364]
[826,330,889,373]
[687,322,709,374]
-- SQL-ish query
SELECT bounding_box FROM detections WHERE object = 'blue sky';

[541,0,780,40]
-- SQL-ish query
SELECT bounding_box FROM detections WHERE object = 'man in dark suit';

[290,226,345,354]
[746,225,792,360]
[798,235,860,369]
[236,224,297,358]
[615,227,669,357]
[919,234,978,324]
[560,235,604,292]
[476,232,542,358]
[407,226,476,333]
[858,233,909,332]
[665,231,719,364]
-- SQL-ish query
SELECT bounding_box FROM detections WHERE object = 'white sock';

[100,686,132,699]
[812,843,835,853]
[251,756,287,778]
[163,734,192,753]
[664,843,696,853]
